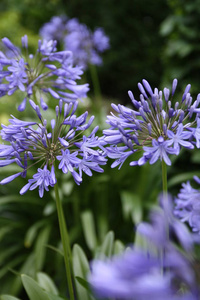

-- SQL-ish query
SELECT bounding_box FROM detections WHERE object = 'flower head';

[0,35,89,111]
[39,15,68,43]
[64,20,110,69]
[0,100,106,197]
[174,176,200,234]
[40,15,110,70]
[103,79,200,168]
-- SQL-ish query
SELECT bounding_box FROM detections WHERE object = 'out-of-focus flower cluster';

[40,15,110,70]
[89,195,200,299]
[0,99,106,197]
[103,79,200,168]
[174,176,200,234]
[0,35,89,111]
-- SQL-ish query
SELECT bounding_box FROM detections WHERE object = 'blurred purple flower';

[174,176,200,234]
[40,15,110,70]
[64,19,110,69]
[89,194,199,299]
[103,79,200,168]
[0,100,106,197]
[39,15,68,42]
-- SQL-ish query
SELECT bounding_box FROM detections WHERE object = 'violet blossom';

[103,79,200,168]
[0,35,89,111]
[0,100,106,197]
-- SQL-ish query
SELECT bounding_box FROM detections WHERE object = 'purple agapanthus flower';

[0,100,106,197]
[0,35,89,111]
[64,19,110,69]
[40,15,110,70]
[39,15,68,43]
[103,79,200,168]
[89,194,199,300]
[174,176,200,234]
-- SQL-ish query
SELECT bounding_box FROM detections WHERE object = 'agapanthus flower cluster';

[174,176,200,234]
[103,79,200,168]
[40,15,110,70]
[89,195,199,300]
[39,15,68,43]
[0,100,106,197]
[0,35,89,111]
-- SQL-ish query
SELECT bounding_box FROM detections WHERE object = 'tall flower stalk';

[54,181,75,300]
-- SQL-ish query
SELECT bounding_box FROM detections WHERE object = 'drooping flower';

[0,100,106,197]
[89,194,199,300]
[174,176,200,234]
[103,79,200,168]
[40,15,110,70]
[0,35,89,111]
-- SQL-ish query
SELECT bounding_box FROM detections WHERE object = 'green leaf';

[24,221,46,248]
[160,16,175,36]
[0,195,42,206]
[72,244,91,300]
[0,295,21,300]
[113,240,125,255]
[44,292,68,300]
[21,274,50,300]
[168,172,200,187]
[98,231,114,258]
[75,277,91,293]
[45,291,69,300]
[34,226,51,272]
[81,211,97,251]
[121,191,142,224]
[45,245,63,256]
[37,272,58,295]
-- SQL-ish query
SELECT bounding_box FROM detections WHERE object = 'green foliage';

[160,0,200,93]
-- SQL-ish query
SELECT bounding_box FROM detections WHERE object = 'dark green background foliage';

[160,0,200,94]
[1,0,200,298]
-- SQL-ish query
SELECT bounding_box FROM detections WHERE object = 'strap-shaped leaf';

[99,231,114,258]
[0,295,21,300]
[37,272,58,295]
[21,274,50,300]
[72,244,91,300]
[81,211,97,251]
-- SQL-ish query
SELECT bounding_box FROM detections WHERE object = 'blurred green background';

[1,0,200,298]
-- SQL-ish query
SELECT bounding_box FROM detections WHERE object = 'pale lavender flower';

[64,18,109,70]
[89,194,199,299]
[0,100,106,197]
[0,35,89,111]
[93,28,110,52]
[174,176,200,234]
[40,16,110,70]
[167,123,194,155]
[103,79,200,168]
[39,15,68,42]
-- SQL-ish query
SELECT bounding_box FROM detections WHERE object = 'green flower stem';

[161,159,169,241]
[54,181,75,300]
[161,160,168,194]
[89,63,102,108]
